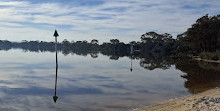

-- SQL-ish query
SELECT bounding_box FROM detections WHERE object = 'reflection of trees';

[139,52,174,70]
[90,52,98,58]
[198,62,220,72]
[0,40,12,51]
[176,60,220,94]
[109,55,119,60]
[0,40,132,59]
[140,58,172,70]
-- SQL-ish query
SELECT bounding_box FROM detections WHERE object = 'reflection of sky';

[0,49,189,111]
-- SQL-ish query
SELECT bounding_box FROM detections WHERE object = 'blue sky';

[0,0,219,43]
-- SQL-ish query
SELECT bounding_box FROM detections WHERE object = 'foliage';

[177,14,220,54]
[0,14,219,60]
[91,39,98,44]
[110,39,120,44]
[212,55,219,60]
[140,31,176,55]
[0,39,132,58]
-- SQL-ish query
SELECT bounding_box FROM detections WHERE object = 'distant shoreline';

[133,88,220,111]
[193,56,220,64]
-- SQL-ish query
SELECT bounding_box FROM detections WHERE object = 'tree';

[91,39,98,44]
[140,31,175,54]
[129,41,137,45]
[62,39,70,44]
[110,39,119,44]
[177,32,187,40]
[177,14,220,53]
[140,31,166,43]
[83,40,88,44]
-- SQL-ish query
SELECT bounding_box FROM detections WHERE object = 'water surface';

[0,49,219,111]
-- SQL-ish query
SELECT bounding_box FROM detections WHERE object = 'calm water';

[0,49,219,111]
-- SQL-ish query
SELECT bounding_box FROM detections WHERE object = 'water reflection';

[130,56,133,72]
[0,49,219,111]
[176,60,220,94]
[53,57,58,103]
[130,45,133,72]
[90,52,98,58]
[139,52,174,70]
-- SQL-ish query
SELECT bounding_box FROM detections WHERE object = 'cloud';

[0,1,29,6]
[0,0,219,43]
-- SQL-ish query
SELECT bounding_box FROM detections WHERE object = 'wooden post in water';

[53,30,59,103]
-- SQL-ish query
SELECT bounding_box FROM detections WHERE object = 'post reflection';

[130,56,133,72]
[130,45,133,72]
[53,61,58,103]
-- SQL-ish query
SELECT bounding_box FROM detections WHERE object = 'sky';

[0,0,219,43]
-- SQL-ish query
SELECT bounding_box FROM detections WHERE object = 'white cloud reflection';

[0,49,188,111]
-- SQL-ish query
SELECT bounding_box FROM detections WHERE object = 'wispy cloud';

[0,0,219,43]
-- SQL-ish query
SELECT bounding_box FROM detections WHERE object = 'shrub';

[199,52,220,60]
[199,52,206,59]
[211,55,219,60]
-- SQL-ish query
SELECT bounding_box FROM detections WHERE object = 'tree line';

[177,14,220,54]
[0,14,219,59]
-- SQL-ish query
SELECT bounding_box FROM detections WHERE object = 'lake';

[0,49,219,111]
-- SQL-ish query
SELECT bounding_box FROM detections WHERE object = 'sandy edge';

[193,56,220,63]
[132,88,220,111]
